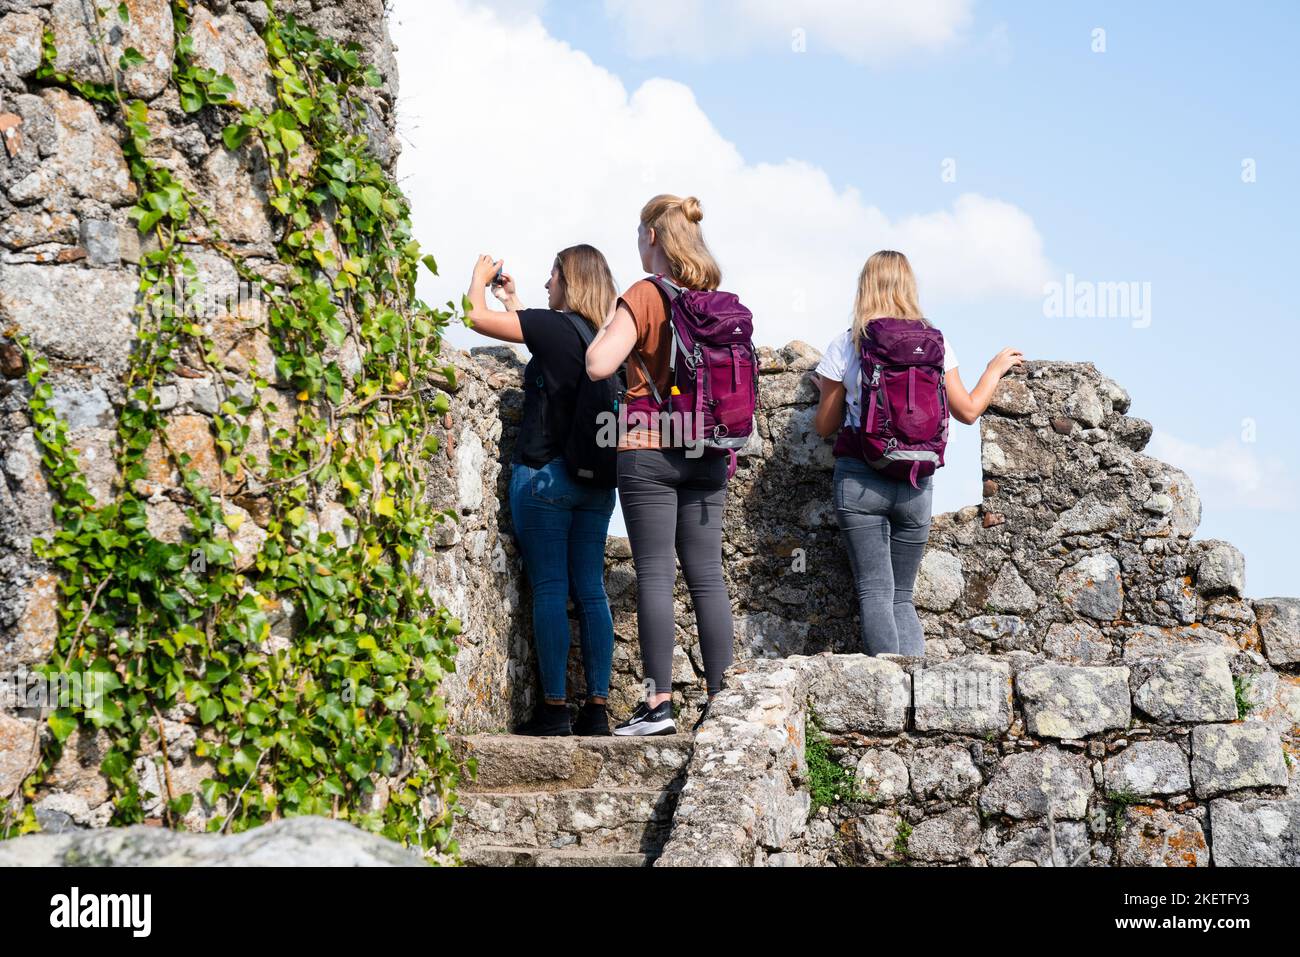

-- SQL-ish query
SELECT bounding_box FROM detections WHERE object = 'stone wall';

[0,0,475,833]
[444,344,1298,725]
[440,344,1299,865]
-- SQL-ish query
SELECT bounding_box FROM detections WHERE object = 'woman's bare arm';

[812,373,846,438]
[464,254,524,344]
[586,302,638,381]
[945,348,1024,425]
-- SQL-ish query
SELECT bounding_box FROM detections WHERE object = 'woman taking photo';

[812,250,1023,658]
[465,246,620,736]
[585,194,737,736]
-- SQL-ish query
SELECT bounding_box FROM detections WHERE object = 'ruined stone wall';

[445,342,1298,729]
[440,343,1299,866]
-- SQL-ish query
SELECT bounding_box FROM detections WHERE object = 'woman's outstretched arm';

[586,302,637,380]
[945,348,1024,424]
[464,254,524,343]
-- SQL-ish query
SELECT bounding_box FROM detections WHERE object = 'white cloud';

[391,0,1051,357]
[1148,431,1297,511]
[601,0,975,63]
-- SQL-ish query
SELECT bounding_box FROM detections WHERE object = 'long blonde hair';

[851,250,928,343]
[555,244,617,331]
[640,194,721,291]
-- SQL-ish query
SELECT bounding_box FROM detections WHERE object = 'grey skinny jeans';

[617,448,734,695]
[833,455,934,656]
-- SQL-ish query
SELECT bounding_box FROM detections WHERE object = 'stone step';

[462,845,651,867]
[452,733,693,793]
[455,786,679,856]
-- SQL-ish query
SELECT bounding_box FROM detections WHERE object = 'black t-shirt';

[514,309,590,467]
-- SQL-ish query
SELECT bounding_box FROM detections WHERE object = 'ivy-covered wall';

[1,0,467,858]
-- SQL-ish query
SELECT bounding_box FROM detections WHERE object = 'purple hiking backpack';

[626,275,759,478]
[832,317,949,488]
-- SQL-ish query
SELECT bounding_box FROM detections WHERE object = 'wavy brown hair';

[554,244,617,331]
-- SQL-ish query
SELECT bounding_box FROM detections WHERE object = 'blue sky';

[393,0,1298,597]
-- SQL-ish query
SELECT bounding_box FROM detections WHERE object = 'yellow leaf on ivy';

[296,389,309,402]
[375,495,396,517]
[223,512,245,532]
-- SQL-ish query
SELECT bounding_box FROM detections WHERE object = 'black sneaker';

[613,700,676,737]
[515,703,572,736]
[572,702,610,737]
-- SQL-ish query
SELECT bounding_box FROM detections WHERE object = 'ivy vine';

[3,0,468,859]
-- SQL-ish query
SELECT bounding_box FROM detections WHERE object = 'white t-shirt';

[815,327,958,428]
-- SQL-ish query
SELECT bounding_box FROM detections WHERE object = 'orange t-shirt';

[617,278,674,450]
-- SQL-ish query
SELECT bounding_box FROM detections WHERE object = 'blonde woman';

[465,245,620,735]
[812,250,1023,657]
[585,195,734,735]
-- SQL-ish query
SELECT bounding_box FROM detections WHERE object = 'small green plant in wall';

[1233,674,1255,719]
[890,818,913,864]
[804,713,866,814]
[1105,789,1141,837]
[4,0,464,858]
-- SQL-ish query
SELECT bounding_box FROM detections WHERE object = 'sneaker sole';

[612,719,676,737]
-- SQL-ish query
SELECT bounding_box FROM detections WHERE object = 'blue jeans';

[509,458,617,701]
[833,456,933,657]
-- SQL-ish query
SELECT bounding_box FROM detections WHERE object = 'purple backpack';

[627,275,758,477]
[833,317,949,487]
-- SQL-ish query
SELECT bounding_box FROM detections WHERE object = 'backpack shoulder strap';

[561,310,595,347]
[648,274,683,301]
[626,277,679,404]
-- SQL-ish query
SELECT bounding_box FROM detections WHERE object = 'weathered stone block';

[1253,598,1300,667]
[1190,723,1287,798]
[908,808,981,863]
[913,655,1013,734]
[1057,552,1123,621]
[0,11,43,77]
[978,748,1093,820]
[1209,786,1300,866]
[1131,646,1237,723]
[1043,621,1113,663]
[1017,664,1131,739]
[187,5,275,112]
[1115,807,1208,866]
[0,264,138,374]
[11,89,136,205]
[1103,741,1190,797]
[907,744,981,801]
[987,820,1091,866]
[854,749,909,803]
[51,0,173,100]
[1194,541,1245,596]
[987,562,1039,614]
[808,655,910,735]
[0,711,40,797]
[914,549,963,612]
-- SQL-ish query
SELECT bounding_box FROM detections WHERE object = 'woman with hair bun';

[585,194,737,736]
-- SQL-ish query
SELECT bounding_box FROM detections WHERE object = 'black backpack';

[560,312,622,488]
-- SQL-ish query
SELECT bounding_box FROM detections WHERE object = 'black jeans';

[617,448,734,695]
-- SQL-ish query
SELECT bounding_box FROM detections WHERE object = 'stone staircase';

[451,733,694,866]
